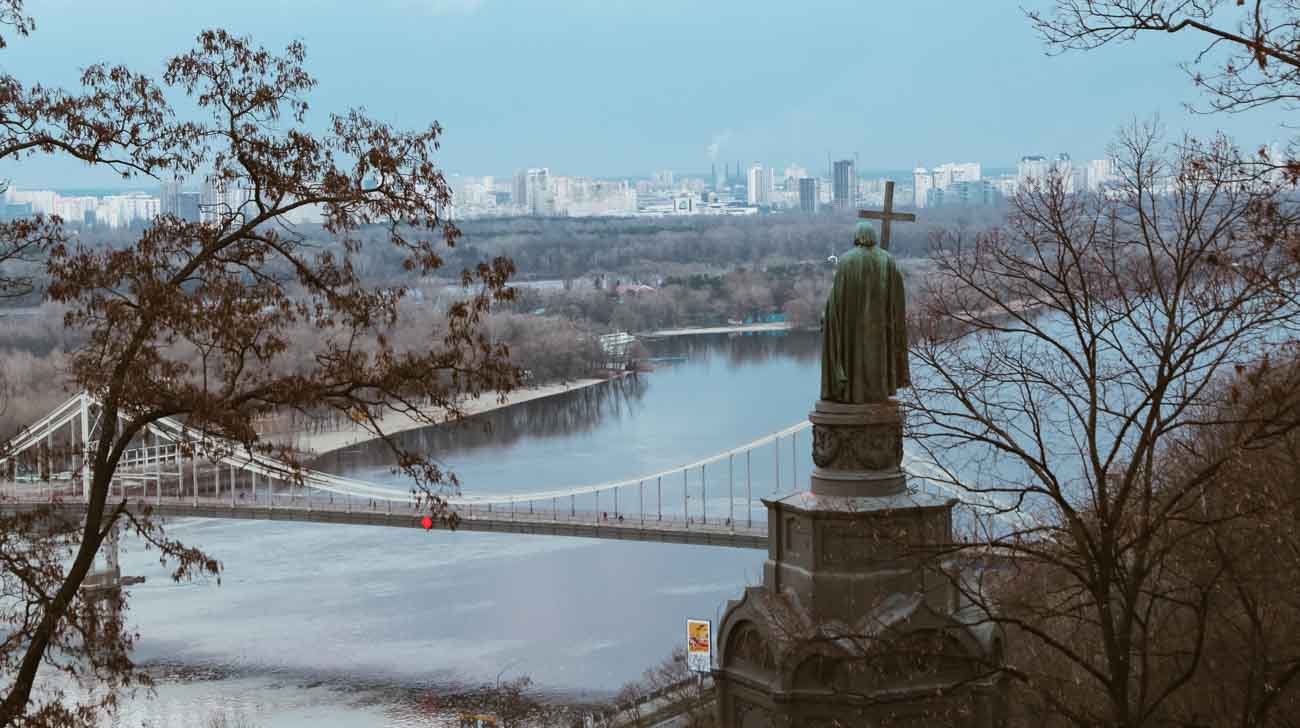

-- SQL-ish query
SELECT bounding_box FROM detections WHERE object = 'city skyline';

[2,147,1121,224]
[0,147,1060,193]
[0,0,1286,187]
[1,149,1089,196]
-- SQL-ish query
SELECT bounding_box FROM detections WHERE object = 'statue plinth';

[712,398,1006,727]
[810,398,905,497]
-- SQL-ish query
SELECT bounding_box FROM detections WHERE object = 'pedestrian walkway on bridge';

[0,392,1035,552]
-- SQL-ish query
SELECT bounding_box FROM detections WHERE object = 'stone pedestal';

[810,399,905,498]
[713,399,1006,727]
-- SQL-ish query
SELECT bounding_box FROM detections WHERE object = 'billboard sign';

[686,619,712,673]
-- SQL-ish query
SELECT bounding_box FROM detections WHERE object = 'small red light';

[421,515,433,530]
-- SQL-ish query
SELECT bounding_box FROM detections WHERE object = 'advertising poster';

[686,619,712,673]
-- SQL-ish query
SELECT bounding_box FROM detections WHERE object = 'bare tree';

[0,6,519,726]
[906,121,1300,726]
[1028,0,1300,177]
[614,647,714,728]
[1152,354,1300,726]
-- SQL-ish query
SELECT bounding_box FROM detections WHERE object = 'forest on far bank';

[0,203,1002,310]
[447,204,1001,282]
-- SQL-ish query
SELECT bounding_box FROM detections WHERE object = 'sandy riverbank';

[292,376,613,457]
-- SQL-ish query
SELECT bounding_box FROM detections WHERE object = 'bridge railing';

[0,392,86,462]
[119,443,181,471]
[0,391,838,531]
[437,421,813,530]
[1,391,1039,536]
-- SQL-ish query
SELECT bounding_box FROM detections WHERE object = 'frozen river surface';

[108,332,822,726]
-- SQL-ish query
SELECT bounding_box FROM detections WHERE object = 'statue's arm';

[821,288,846,401]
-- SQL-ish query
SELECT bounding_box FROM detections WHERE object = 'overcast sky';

[0,0,1286,186]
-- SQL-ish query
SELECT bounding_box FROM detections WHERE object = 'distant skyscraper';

[1084,158,1115,191]
[527,168,552,215]
[798,177,819,213]
[1054,153,1076,193]
[747,162,772,207]
[832,159,856,209]
[929,179,1001,207]
[818,178,833,206]
[200,175,252,224]
[913,167,933,208]
[783,164,809,188]
[513,170,527,210]
[512,168,553,215]
[177,192,200,222]
[1017,155,1051,190]
[160,177,182,217]
[931,162,981,190]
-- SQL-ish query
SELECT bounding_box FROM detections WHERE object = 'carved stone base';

[713,487,1006,728]
[810,399,905,497]
[713,396,1005,727]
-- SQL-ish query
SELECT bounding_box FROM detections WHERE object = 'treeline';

[0,302,605,442]
[452,206,1001,281]
[0,208,999,309]
[502,259,930,333]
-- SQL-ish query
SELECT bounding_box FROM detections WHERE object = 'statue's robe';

[820,244,910,403]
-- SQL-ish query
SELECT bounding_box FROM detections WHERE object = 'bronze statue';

[820,221,909,403]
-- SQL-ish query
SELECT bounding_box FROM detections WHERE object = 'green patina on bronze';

[853,220,877,245]
[820,224,910,403]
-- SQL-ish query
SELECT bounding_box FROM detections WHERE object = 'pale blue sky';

[0,0,1286,186]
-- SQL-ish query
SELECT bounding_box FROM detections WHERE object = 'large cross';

[857,180,916,251]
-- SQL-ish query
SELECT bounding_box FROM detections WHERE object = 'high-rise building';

[5,187,56,215]
[512,170,528,210]
[928,179,1001,207]
[1084,158,1115,191]
[747,162,772,207]
[513,168,553,215]
[1054,153,1076,193]
[53,195,98,225]
[200,176,253,224]
[528,168,552,215]
[1017,155,1051,189]
[913,167,933,208]
[177,192,201,222]
[95,192,160,228]
[832,159,856,209]
[160,177,182,217]
[931,162,981,190]
[798,177,819,213]
[160,177,202,222]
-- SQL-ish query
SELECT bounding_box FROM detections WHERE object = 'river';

[104,331,822,727]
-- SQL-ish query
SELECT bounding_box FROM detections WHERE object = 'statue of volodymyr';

[820,221,910,404]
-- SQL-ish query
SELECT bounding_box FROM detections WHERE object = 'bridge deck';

[0,495,769,550]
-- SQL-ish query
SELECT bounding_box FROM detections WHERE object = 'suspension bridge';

[0,393,1029,554]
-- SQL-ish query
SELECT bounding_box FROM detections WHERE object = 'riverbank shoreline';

[295,375,619,457]
[639,321,795,338]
